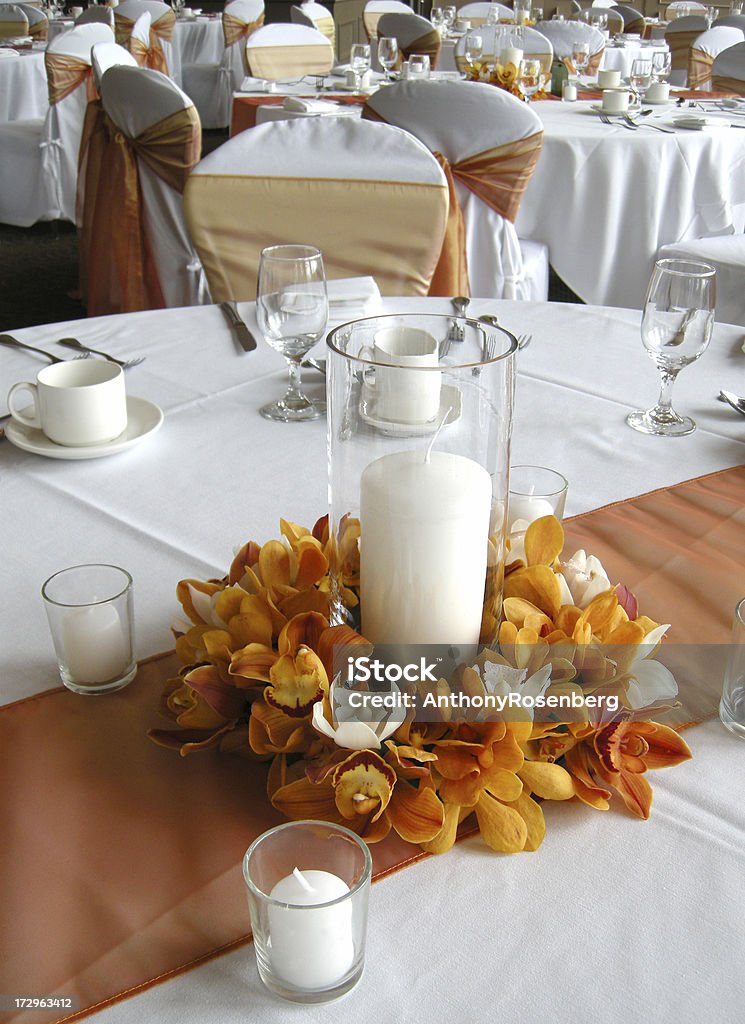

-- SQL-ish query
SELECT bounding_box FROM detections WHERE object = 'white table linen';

[517,101,745,307]
[0,47,46,121]
[170,14,223,85]
[2,297,745,1023]
[600,39,669,77]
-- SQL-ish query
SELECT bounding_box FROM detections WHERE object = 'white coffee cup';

[645,81,670,102]
[369,326,441,424]
[455,18,471,31]
[7,359,128,446]
[597,68,621,89]
[601,88,630,113]
[70,6,83,16]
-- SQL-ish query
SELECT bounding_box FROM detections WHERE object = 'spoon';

[452,296,470,318]
[719,389,745,416]
[302,357,326,375]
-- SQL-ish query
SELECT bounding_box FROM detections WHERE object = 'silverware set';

[0,333,145,368]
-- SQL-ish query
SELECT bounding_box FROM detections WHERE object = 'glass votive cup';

[243,820,372,1003]
[507,465,569,532]
[720,597,745,739]
[408,53,431,79]
[41,564,136,695]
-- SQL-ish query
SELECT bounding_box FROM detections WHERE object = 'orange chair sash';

[115,9,174,44]
[29,19,48,41]
[688,46,713,90]
[400,29,442,69]
[130,33,169,75]
[711,73,745,95]
[222,11,264,47]
[667,29,699,71]
[45,52,96,106]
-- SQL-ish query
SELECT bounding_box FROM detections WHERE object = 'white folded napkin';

[282,97,341,115]
[239,76,272,92]
[327,277,381,316]
[0,48,19,58]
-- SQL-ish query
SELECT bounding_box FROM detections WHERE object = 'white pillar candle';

[500,46,523,67]
[61,604,129,684]
[507,494,554,533]
[360,450,492,646]
[268,868,354,989]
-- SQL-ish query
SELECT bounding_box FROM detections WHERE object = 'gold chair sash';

[115,9,174,44]
[28,19,48,41]
[711,73,745,95]
[313,13,335,45]
[130,33,169,76]
[45,52,96,106]
[362,11,381,43]
[114,12,135,45]
[400,28,442,69]
[688,46,713,90]
[222,11,264,48]
[625,17,645,34]
[563,46,604,76]
[430,150,469,298]
[246,42,333,79]
[0,19,28,38]
[78,102,201,315]
[184,173,449,301]
[667,29,699,71]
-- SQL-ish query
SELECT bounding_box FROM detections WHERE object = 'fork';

[599,111,635,130]
[57,338,145,368]
[440,318,465,359]
[0,334,88,364]
[624,114,675,133]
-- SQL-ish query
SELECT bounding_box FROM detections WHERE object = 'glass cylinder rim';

[41,563,133,607]
[327,314,518,370]
[652,258,716,279]
[242,819,373,909]
[735,597,745,629]
[259,244,323,263]
[509,465,568,498]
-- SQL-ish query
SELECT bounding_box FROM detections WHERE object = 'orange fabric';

[115,9,174,45]
[712,73,745,95]
[429,151,470,297]
[130,33,169,75]
[667,29,700,71]
[400,28,442,69]
[688,46,713,90]
[45,52,96,106]
[222,11,264,47]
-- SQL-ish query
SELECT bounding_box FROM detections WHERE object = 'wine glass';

[651,50,672,84]
[442,5,457,35]
[629,58,652,106]
[626,259,716,437]
[431,6,445,33]
[533,7,544,23]
[350,43,371,90]
[464,32,483,68]
[256,245,328,423]
[486,4,501,25]
[378,36,399,81]
[572,41,590,78]
[520,57,543,100]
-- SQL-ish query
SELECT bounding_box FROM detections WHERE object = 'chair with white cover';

[656,236,745,326]
[712,39,745,93]
[17,4,47,40]
[377,11,441,67]
[75,7,115,29]
[688,25,744,89]
[456,3,512,27]
[183,117,450,301]
[611,6,645,35]
[535,20,605,74]
[91,40,138,89]
[363,79,548,301]
[586,0,616,7]
[245,23,334,79]
[0,5,28,38]
[291,2,335,50]
[363,0,412,44]
[182,0,265,130]
[0,22,113,227]
[77,64,209,314]
[585,6,624,34]
[666,1,707,17]
[713,15,745,31]
[114,1,175,79]
[455,25,553,76]
[665,15,708,85]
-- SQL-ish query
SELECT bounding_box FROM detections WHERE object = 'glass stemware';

[626,258,716,437]
[431,6,445,33]
[350,43,371,90]
[629,58,652,106]
[572,40,590,78]
[377,36,399,81]
[442,5,457,35]
[256,245,328,423]
[651,50,672,84]
[520,57,543,100]
[464,32,483,68]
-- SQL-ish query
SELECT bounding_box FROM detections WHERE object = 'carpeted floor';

[0,126,581,331]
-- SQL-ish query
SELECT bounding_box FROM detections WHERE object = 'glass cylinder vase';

[326,313,516,657]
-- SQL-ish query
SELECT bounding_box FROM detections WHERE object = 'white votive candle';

[268,868,354,989]
[500,46,523,67]
[61,604,129,684]
[507,494,554,532]
[360,450,492,646]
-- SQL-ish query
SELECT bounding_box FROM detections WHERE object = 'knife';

[220,301,258,352]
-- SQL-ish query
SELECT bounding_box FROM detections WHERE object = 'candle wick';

[424,406,454,464]
[292,867,315,893]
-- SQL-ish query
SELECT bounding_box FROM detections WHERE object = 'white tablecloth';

[2,297,745,1022]
[0,47,47,122]
[170,15,223,85]
[600,40,669,78]
[517,101,745,307]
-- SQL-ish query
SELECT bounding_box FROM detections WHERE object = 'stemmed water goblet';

[626,258,716,437]
[520,57,543,100]
[651,50,672,85]
[629,58,652,106]
[431,6,445,33]
[442,5,457,35]
[464,32,483,70]
[378,36,399,81]
[572,40,590,79]
[350,43,371,91]
[256,245,328,423]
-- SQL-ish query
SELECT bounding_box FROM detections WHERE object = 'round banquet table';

[600,39,669,78]
[170,14,223,85]
[0,47,47,122]
[517,99,745,308]
[2,297,745,1024]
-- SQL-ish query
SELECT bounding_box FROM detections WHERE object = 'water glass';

[486,3,501,24]
[629,58,652,105]
[572,40,590,76]
[350,42,371,90]
[533,7,543,22]
[408,53,431,79]
[431,5,445,32]
[651,50,672,84]
[464,32,483,66]
[377,36,399,80]
[721,598,745,739]
[442,5,456,33]
[520,57,543,99]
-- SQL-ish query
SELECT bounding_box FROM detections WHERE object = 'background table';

[170,14,224,86]
[601,39,669,78]
[0,48,47,122]
[2,297,745,1023]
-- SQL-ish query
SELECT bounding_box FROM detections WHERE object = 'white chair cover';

[184,117,450,301]
[80,63,209,310]
[290,2,335,49]
[91,40,138,89]
[182,0,264,129]
[0,5,28,39]
[712,38,745,93]
[713,15,745,31]
[665,14,709,84]
[455,3,512,27]
[455,24,553,74]
[17,4,47,39]
[75,7,115,28]
[363,0,413,43]
[364,79,549,301]
[245,22,334,79]
[377,11,441,66]
[586,0,616,8]
[689,25,744,90]
[0,22,113,227]
[115,1,175,80]
[658,234,745,326]
[534,20,605,69]
[611,5,645,32]
[585,7,624,33]
[666,1,707,16]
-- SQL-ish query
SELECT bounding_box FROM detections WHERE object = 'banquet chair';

[363,79,548,301]
[713,15,745,31]
[290,2,335,50]
[91,40,138,89]
[114,1,175,78]
[665,1,707,17]
[454,25,553,75]
[585,0,616,7]
[78,64,209,314]
[0,22,113,227]
[76,7,115,28]
[377,11,441,67]
[17,3,47,40]
[0,4,28,38]
[181,0,264,129]
[457,3,513,27]
[183,117,450,301]
[535,20,605,74]
[712,39,745,92]
[363,0,412,44]
[586,6,624,34]
[245,23,334,79]
[665,15,708,85]
[657,235,745,327]
[688,25,744,89]
[610,6,645,35]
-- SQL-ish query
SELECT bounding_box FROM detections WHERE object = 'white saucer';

[5,396,163,460]
[359,383,462,437]
[671,115,716,130]
[591,102,641,114]
[643,96,671,105]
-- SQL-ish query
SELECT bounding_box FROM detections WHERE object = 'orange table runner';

[1,464,743,1023]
